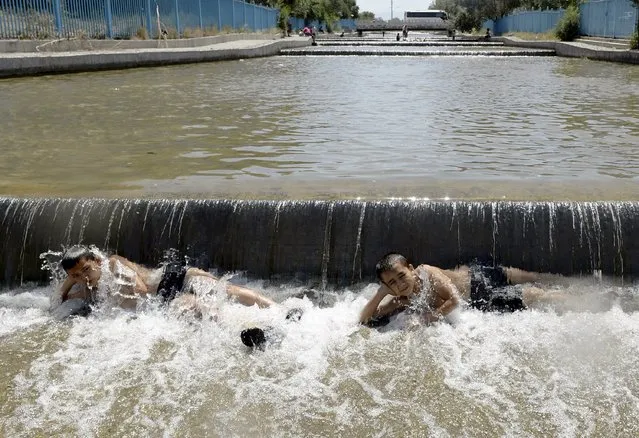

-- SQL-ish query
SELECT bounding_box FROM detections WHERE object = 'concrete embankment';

[0,34,311,78]
[498,36,639,64]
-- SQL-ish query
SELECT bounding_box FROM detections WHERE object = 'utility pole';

[391,0,393,20]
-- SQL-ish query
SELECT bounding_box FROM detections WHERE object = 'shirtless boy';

[359,253,563,326]
[57,245,275,311]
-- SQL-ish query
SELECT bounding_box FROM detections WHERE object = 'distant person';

[396,32,400,41]
[55,245,275,314]
[359,253,570,327]
[485,28,492,40]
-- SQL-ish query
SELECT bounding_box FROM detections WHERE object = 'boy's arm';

[359,286,388,324]
[427,268,460,319]
[359,284,408,324]
[59,276,76,302]
[109,256,148,297]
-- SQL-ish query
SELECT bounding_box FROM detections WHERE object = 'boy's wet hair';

[375,253,409,280]
[60,245,97,271]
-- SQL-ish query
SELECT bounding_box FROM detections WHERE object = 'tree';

[359,11,376,21]
[430,0,462,18]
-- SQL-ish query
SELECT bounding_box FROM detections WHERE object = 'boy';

[57,245,275,312]
[360,253,562,326]
[359,253,461,326]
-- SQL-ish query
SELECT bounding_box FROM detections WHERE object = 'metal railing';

[0,0,279,39]
[483,0,637,38]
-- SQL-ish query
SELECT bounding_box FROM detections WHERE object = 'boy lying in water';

[360,253,568,327]
[54,245,274,317]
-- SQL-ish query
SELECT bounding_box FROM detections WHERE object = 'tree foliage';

[555,4,580,40]
[454,10,481,32]
[358,11,375,21]
[263,0,359,27]
[434,0,583,29]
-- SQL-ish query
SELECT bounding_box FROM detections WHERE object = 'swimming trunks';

[469,264,526,312]
[157,260,188,303]
[51,298,92,320]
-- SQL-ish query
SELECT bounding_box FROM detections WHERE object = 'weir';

[281,48,556,57]
[1,198,637,287]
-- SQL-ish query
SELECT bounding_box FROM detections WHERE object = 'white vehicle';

[403,10,449,22]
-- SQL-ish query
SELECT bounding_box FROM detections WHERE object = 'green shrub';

[278,5,290,32]
[631,31,639,50]
[454,10,480,33]
[555,5,580,41]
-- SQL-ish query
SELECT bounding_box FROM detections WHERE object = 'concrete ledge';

[0,37,311,78]
[0,33,280,53]
[498,36,639,64]
[282,48,555,56]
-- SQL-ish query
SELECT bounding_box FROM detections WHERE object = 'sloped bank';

[498,36,639,64]
[0,35,311,78]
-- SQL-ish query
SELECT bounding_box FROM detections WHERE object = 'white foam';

[1,280,638,436]
[0,287,52,337]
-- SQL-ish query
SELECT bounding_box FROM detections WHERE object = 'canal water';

[0,54,638,199]
[1,45,639,437]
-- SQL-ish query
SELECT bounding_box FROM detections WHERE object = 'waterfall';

[0,198,636,287]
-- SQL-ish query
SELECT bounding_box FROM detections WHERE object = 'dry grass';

[131,27,149,40]
[182,27,204,38]
[507,31,558,41]
[203,26,219,36]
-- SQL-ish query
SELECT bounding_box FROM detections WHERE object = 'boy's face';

[380,262,417,297]
[66,257,102,288]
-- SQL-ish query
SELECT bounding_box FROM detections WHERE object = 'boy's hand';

[422,311,440,325]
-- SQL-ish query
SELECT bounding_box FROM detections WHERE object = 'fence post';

[174,0,180,35]
[53,0,64,36]
[235,1,239,30]
[105,0,113,38]
[146,0,153,37]
[611,0,616,38]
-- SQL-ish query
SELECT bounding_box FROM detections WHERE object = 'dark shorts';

[157,261,188,303]
[470,265,526,312]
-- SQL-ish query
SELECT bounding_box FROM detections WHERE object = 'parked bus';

[403,10,449,22]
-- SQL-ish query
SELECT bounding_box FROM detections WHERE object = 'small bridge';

[355,19,451,36]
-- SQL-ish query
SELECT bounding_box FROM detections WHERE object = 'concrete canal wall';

[0,34,311,78]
